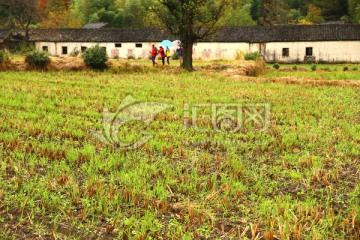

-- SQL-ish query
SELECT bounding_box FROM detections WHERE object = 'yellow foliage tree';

[41,10,82,28]
[305,4,325,23]
[41,11,69,28]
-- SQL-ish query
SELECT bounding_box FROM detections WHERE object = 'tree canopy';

[0,0,359,30]
[154,0,230,70]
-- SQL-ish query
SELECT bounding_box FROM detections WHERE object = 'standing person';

[150,45,158,66]
[158,46,166,65]
[176,46,183,66]
[166,47,171,65]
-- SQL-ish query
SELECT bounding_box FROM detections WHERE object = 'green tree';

[219,2,256,26]
[67,0,85,27]
[113,9,126,27]
[259,0,290,25]
[155,0,230,70]
[124,0,146,27]
[250,0,261,21]
[348,0,360,22]
[287,8,304,23]
[314,0,347,21]
[305,4,325,23]
[1,0,39,45]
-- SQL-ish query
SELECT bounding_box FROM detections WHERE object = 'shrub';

[311,64,317,71]
[352,66,358,71]
[343,66,349,71]
[323,67,330,71]
[113,55,119,59]
[292,65,298,71]
[244,51,262,61]
[127,55,135,60]
[25,50,50,68]
[273,63,280,69]
[82,45,108,70]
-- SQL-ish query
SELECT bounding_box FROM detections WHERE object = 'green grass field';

[0,69,359,239]
[264,63,360,80]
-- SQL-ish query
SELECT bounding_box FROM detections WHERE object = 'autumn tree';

[305,4,325,23]
[1,0,39,45]
[38,0,48,15]
[155,0,230,70]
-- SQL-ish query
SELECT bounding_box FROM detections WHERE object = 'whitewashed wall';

[35,42,252,60]
[264,41,360,63]
[36,42,155,59]
[36,41,360,63]
[192,42,250,60]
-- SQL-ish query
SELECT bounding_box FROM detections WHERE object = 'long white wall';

[36,41,360,63]
[192,42,251,60]
[264,41,360,63]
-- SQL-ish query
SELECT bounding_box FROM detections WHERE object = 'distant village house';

[3,24,360,63]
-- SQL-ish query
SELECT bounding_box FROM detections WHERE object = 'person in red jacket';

[150,45,158,66]
[158,46,166,65]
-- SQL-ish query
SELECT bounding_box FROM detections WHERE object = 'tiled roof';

[29,28,170,42]
[218,24,360,42]
[28,24,360,43]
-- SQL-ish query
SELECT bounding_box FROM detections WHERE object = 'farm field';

[0,68,359,239]
[264,63,360,81]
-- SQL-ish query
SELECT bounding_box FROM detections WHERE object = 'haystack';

[202,60,265,77]
[48,56,86,71]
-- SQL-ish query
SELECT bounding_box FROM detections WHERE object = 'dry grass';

[0,57,266,77]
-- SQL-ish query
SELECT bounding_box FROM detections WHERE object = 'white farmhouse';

[29,24,360,63]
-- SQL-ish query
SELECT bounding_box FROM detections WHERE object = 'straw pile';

[202,60,265,77]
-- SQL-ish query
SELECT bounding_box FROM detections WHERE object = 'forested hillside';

[0,0,359,29]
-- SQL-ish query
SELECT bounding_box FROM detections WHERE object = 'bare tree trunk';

[182,42,193,71]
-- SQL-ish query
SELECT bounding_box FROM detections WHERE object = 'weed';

[244,52,262,61]
[311,64,317,71]
[273,63,280,69]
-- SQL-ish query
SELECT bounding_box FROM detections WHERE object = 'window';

[282,48,289,57]
[62,46,68,55]
[42,46,48,52]
[115,43,122,48]
[81,46,87,52]
[306,47,313,56]
[135,43,142,48]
